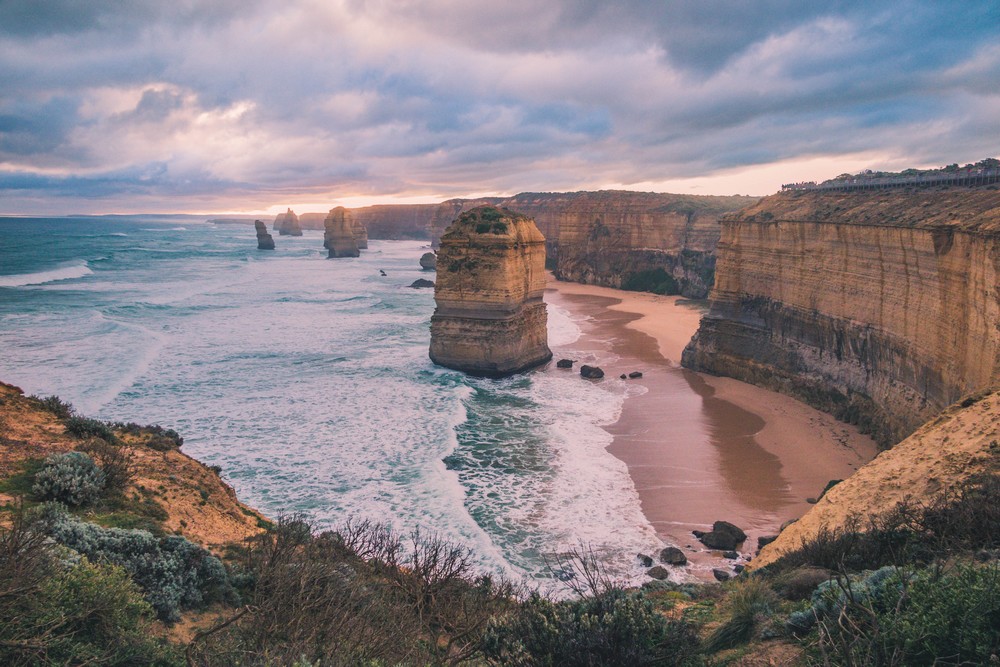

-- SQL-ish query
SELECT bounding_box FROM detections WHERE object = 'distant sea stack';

[324,207,361,258]
[353,219,369,249]
[274,208,303,236]
[429,206,552,377]
[254,220,275,250]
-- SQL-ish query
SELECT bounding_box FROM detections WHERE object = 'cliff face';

[425,192,755,298]
[324,207,360,258]
[429,206,551,377]
[254,220,275,250]
[683,188,1000,447]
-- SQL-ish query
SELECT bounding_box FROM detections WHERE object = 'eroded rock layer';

[426,192,755,298]
[324,207,360,258]
[353,218,369,249]
[683,188,1000,447]
[429,206,551,377]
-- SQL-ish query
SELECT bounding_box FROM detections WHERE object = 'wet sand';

[544,278,877,576]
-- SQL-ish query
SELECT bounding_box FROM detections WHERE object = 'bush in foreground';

[32,451,105,506]
[40,504,233,622]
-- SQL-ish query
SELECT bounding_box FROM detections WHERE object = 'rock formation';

[419,252,437,270]
[423,192,756,297]
[254,220,275,250]
[323,207,360,258]
[274,208,303,236]
[429,206,551,377]
[353,218,368,249]
[682,187,1000,447]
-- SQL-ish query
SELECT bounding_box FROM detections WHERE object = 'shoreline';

[544,277,877,577]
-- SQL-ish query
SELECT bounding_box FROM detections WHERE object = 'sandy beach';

[545,277,877,576]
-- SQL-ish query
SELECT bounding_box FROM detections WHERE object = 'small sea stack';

[419,252,437,270]
[353,218,369,250]
[429,206,551,377]
[324,207,360,258]
[274,208,303,236]
[254,220,275,250]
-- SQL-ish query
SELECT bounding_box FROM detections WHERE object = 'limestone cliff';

[324,207,360,258]
[274,208,303,236]
[254,220,275,250]
[683,187,1000,447]
[429,206,551,377]
[425,192,755,298]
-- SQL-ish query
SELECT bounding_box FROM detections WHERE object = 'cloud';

[0,0,997,213]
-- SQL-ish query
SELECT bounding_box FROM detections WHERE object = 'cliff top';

[730,187,1000,233]
[440,205,544,242]
[0,381,264,550]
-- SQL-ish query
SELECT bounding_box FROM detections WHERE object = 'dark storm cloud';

[0,0,997,212]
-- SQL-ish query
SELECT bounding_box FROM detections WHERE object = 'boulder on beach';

[696,521,747,550]
[556,359,575,368]
[419,252,437,270]
[410,279,435,288]
[254,220,275,250]
[629,371,643,378]
[646,565,670,580]
[712,568,732,582]
[659,546,687,566]
[637,553,654,567]
[580,365,604,379]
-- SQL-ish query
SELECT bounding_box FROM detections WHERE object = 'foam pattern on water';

[0,218,664,587]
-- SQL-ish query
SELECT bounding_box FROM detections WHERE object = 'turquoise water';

[0,217,662,585]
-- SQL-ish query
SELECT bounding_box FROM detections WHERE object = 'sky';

[0,1,998,215]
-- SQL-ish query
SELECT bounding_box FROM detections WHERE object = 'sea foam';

[0,261,93,287]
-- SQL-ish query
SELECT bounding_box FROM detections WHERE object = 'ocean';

[0,216,662,587]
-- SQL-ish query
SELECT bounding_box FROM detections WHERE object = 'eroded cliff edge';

[682,187,1000,447]
[429,206,551,377]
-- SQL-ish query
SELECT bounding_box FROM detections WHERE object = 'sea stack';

[429,206,551,377]
[254,220,275,250]
[274,208,303,236]
[353,219,369,250]
[324,207,360,258]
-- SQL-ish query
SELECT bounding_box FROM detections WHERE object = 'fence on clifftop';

[782,167,1000,192]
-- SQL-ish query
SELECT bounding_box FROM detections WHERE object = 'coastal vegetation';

[3,381,999,665]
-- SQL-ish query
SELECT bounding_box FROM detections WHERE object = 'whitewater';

[0,216,664,586]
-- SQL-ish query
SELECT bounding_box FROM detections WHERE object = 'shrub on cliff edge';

[32,451,106,506]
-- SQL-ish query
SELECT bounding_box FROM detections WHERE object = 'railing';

[781,168,1000,192]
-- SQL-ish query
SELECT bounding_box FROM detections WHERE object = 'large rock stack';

[429,206,551,377]
[254,220,275,250]
[274,208,303,236]
[324,207,361,258]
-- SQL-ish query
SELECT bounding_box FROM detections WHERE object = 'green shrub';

[112,421,184,450]
[31,394,75,418]
[32,451,106,506]
[64,416,118,443]
[705,577,778,652]
[40,504,233,622]
[481,588,699,666]
[79,439,136,496]
[0,510,181,665]
[805,563,1000,665]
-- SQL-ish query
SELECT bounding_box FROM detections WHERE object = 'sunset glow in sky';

[1,1,998,214]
